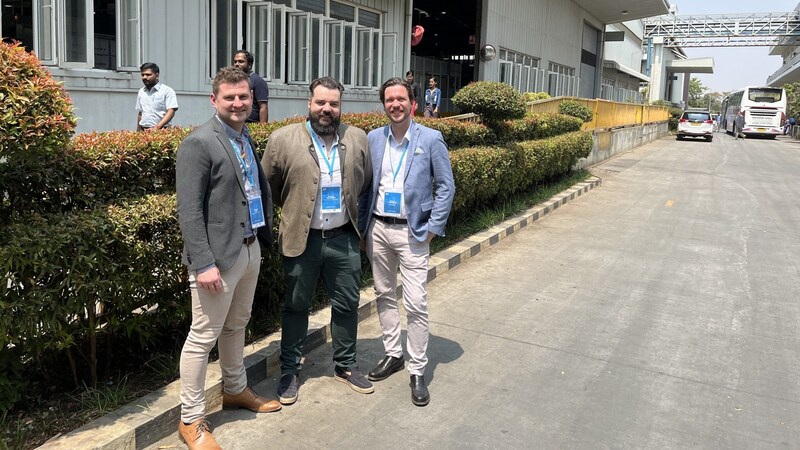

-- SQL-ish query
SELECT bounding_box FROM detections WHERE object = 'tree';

[688,77,708,108]
[701,92,723,114]
[783,82,800,119]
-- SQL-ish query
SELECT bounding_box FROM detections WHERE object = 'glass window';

[213,0,236,73]
[311,15,322,80]
[36,0,56,63]
[356,27,370,87]
[358,9,379,28]
[272,6,284,80]
[330,1,354,21]
[2,0,34,50]
[296,0,324,14]
[342,23,353,85]
[371,29,379,87]
[61,0,91,66]
[381,33,396,84]
[289,12,309,84]
[325,20,343,80]
[117,0,140,70]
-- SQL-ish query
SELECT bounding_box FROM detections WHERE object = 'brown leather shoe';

[223,386,282,413]
[178,418,221,450]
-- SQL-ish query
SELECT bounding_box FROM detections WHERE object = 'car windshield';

[683,113,710,121]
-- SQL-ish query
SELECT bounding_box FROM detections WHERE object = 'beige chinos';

[367,219,430,375]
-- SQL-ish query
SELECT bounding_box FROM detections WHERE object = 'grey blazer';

[176,117,273,272]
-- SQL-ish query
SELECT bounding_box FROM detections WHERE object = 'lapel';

[374,126,390,182]
[212,118,247,196]
[404,121,421,182]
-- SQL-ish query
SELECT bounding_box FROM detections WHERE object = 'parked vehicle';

[677,110,714,142]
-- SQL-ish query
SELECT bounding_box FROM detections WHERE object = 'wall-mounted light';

[622,10,629,15]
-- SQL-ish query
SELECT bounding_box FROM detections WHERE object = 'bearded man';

[261,77,373,405]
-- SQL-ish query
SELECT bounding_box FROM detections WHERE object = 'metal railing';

[525,97,670,131]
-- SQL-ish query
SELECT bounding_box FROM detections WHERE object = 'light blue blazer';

[358,121,455,242]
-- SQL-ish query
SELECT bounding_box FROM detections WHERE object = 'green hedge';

[0,114,594,413]
[493,112,584,143]
[450,131,593,213]
[452,81,527,123]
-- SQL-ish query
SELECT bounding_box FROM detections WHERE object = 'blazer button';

[240,222,245,227]
[242,201,246,206]
[313,179,318,184]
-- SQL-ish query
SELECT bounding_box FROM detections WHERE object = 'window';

[229,0,385,88]
[3,0,142,70]
[547,62,577,97]
[499,48,540,93]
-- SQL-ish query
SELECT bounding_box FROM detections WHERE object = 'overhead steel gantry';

[643,12,800,47]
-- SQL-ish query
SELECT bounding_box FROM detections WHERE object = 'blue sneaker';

[334,366,374,394]
[277,374,299,405]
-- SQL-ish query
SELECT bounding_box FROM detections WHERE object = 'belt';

[243,235,257,246]
[373,214,407,225]
[311,223,353,239]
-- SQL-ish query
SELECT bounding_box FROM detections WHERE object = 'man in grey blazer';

[358,77,455,406]
[262,77,373,406]
[176,66,280,450]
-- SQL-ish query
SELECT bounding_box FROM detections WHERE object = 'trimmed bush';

[558,100,593,123]
[452,81,526,123]
[449,131,593,213]
[0,41,75,158]
[523,92,551,102]
[492,112,584,143]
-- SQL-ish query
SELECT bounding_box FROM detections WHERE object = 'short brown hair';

[379,77,414,103]
[212,66,251,95]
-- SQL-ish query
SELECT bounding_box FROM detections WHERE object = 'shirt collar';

[388,121,413,147]
[145,82,163,93]
[306,120,340,149]
[215,115,250,142]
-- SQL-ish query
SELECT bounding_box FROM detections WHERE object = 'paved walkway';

[40,175,600,449]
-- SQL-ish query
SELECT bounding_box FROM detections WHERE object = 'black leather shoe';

[410,375,430,407]
[368,355,404,381]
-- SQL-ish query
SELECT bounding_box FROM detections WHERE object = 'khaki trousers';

[367,219,430,375]
[179,243,261,423]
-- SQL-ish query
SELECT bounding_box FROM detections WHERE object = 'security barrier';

[526,97,670,131]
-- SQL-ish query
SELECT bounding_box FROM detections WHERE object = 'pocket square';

[414,147,424,155]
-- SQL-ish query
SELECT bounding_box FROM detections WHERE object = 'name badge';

[248,190,266,228]
[383,190,403,217]
[321,184,342,213]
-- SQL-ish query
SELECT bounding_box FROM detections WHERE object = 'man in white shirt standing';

[136,62,178,131]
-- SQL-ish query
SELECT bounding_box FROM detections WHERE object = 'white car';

[677,111,714,142]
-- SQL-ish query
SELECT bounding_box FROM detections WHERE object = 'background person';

[406,70,420,115]
[176,66,279,450]
[261,77,373,405]
[233,49,270,124]
[136,62,178,131]
[359,77,455,407]
[423,77,441,118]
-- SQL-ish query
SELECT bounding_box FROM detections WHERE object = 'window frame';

[116,0,141,71]
[57,0,94,68]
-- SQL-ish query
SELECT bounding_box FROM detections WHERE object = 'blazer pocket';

[421,200,433,212]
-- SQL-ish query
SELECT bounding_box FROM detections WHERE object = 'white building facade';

[0,0,669,133]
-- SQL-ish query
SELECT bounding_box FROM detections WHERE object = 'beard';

[308,111,340,136]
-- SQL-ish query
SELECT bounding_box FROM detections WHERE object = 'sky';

[670,0,799,93]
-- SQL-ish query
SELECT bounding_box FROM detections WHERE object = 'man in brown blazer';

[261,77,372,405]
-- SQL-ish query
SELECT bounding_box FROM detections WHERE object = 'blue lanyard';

[306,121,337,177]
[389,139,409,183]
[229,136,256,187]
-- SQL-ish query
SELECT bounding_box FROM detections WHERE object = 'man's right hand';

[197,267,223,293]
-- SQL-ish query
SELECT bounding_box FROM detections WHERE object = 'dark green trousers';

[280,228,361,374]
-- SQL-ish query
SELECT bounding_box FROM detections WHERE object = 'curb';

[38,176,602,450]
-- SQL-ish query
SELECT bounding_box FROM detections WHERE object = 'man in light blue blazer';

[358,77,455,406]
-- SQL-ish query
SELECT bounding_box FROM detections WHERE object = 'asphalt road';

[149,131,800,449]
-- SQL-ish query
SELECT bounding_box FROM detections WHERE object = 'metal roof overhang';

[666,57,714,74]
[603,61,650,82]
[573,0,670,23]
